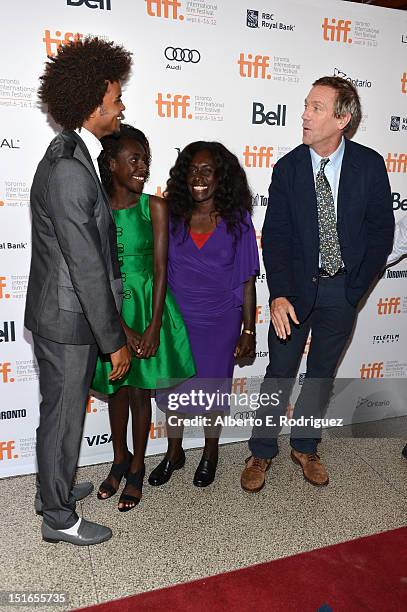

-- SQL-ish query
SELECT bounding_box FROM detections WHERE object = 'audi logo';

[165,47,201,63]
[234,411,257,420]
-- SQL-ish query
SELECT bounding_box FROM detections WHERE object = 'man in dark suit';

[241,76,394,492]
[25,38,132,544]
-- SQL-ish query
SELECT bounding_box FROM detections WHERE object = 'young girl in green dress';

[91,124,195,511]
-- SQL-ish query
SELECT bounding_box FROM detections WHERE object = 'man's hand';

[109,345,131,381]
[270,297,299,340]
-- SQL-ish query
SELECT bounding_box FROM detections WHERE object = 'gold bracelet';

[242,329,255,336]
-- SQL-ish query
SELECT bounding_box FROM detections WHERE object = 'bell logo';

[145,0,184,20]
[360,362,384,379]
[385,153,407,173]
[401,72,407,95]
[243,146,273,168]
[67,0,111,9]
[0,322,16,343]
[43,30,83,57]
[0,277,10,299]
[252,102,286,126]
[322,18,352,44]
[377,297,401,315]
[0,440,18,460]
[238,54,271,79]
[155,93,192,119]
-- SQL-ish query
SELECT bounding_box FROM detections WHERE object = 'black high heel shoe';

[118,465,145,512]
[193,456,217,487]
[148,449,186,486]
[97,452,133,500]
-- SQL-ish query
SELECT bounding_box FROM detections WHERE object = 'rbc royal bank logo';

[43,30,83,57]
[155,93,192,119]
[145,0,184,20]
[67,0,111,8]
[247,10,259,28]
[322,18,352,44]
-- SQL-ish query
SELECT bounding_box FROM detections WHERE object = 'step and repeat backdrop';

[1,0,407,477]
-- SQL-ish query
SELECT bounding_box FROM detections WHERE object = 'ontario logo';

[333,68,371,88]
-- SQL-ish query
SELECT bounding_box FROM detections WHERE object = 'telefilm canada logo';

[246,9,295,32]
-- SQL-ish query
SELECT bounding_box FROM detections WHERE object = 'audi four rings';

[165,47,201,63]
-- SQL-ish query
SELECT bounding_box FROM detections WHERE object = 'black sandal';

[97,452,133,500]
[118,465,145,512]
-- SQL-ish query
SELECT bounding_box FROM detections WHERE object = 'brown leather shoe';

[291,449,329,486]
[240,456,272,492]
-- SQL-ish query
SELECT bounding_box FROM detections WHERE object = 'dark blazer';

[25,131,126,353]
[262,138,394,322]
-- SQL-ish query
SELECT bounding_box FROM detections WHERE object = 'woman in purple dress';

[149,141,260,487]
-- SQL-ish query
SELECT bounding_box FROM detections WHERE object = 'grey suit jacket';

[25,130,126,353]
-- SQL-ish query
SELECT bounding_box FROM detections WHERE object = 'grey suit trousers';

[33,333,98,530]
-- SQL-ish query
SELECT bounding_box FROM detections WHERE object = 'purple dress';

[157,211,259,414]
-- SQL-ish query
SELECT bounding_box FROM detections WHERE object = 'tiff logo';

[86,397,97,413]
[401,72,407,94]
[43,30,83,57]
[145,0,183,20]
[385,153,407,173]
[377,297,401,315]
[243,146,273,168]
[150,420,166,439]
[238,54,271,79]
[0,277,10,299]
[322,18,352,44]
[0,362,14,383]
[0,440,17,460]
[155,93,192,119]
[231,378,248,394]
[67,0,111,8]
[360,362,384,379]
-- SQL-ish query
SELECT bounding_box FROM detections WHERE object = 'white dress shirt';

[75,127,103,180]
[387,215,407,265]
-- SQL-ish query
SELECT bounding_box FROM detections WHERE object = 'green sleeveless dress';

[91,193,195,393]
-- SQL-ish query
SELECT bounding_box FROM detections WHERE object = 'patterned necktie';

[316,158,342,276]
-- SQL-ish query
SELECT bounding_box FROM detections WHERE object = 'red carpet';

[77,527,407,612]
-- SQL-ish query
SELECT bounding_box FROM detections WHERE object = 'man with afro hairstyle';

[25,37,132,546]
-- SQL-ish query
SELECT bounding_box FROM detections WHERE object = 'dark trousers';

[33,334,98,529]
[249,275,357,459]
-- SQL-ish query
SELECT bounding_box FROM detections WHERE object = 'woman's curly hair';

[99,124,151,196]
[38,37,132,130]
[165,141,253,235]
